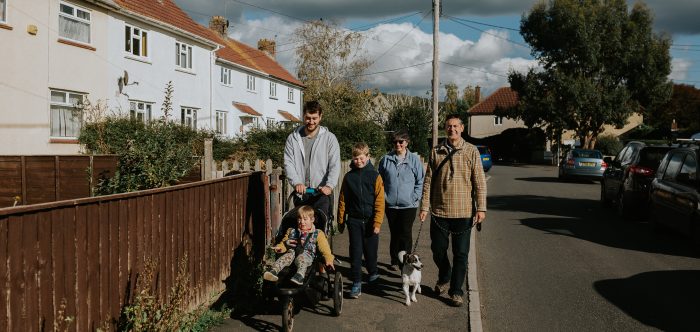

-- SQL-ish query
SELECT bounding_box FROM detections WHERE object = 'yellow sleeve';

[316,231,334,263]
[337,176,347,224]
[373,175,385,230]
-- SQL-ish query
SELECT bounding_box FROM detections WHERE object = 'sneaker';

[450,294,464,307]
[263,270,279,282]
[349,282,362,298]
[368,273,380,283]
[290,273,304,286]
[434,282,449,295]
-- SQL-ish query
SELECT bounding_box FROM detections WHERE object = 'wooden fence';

[0,171,269,331]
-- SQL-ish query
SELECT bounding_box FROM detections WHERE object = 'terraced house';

[0,0,304,154]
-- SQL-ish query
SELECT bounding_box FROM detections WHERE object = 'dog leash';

[429,214,475,236]
[410,218,424,254]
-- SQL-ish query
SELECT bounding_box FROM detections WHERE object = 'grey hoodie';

[284,125,341,189]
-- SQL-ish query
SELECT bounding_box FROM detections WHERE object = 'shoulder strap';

[432,147,459,179]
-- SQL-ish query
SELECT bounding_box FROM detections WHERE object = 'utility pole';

[431,0,440,148]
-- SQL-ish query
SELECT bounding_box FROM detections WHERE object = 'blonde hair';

[297,205,315,219]
[352,142,370,157]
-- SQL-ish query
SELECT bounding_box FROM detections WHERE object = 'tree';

[649,84,700,133]
[295,20,372,123]
[502,0,672,149]
[385,102,432,158]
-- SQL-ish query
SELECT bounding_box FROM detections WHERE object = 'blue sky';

[176,0,700,98]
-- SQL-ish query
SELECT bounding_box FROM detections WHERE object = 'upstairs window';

[125,24,148,57]
[181,107,197,129]
[50,89,84,138]
[269,82,277,98]
[216,111,227,135]
[246,75,256,91]
[266,117,276,127]
[494,116,504,125]
[59,2,91,44]
[176,42,193,70]
[129,101,152,123]
[220,66,231,85]
[287,87,294,102]
[1,0,7,23]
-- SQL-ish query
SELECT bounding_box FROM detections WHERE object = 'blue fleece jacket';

[377,150,425,209]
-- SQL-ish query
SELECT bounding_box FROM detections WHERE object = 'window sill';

[220,83,232,88]
[58,38,96,51]
[125,54,152,64]
[175,67,195,75]
[287,100,295,104]
[50,138,79,144]
[0,23,12,30]
[246,89,258,94]
[269,96,278,100]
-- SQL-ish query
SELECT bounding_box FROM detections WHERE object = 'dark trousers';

[430,215,472,296]
[347,217,379,283]
[386,207,417,265]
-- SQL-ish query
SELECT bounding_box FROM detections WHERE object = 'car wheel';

[600,182,611,208]
[616,190,631,220]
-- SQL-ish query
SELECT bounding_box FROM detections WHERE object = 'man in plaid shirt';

[419,114,487,307]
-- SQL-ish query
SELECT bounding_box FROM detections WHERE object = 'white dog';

[398,250,423,306]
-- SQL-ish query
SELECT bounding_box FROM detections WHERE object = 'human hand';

[274,247,284,253]
[326,261,335,270]
[419,211,428,222]
[473,212,485,226]
[286,239,297,247]
[373,227,380,235]
[295,184,305,194]
[320,186,332,196]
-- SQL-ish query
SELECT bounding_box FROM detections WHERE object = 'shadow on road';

[515,177,597,184]
[593,270,700,331]
[490,195,700,258]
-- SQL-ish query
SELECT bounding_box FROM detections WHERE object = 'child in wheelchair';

[264,205,334,285]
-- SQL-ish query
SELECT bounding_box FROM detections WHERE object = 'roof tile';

[468,87,519,115]
[233,102,262,116]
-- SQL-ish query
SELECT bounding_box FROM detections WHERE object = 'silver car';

[558,149,607,181]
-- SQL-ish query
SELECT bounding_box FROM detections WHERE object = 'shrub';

[595,134,623,156]
[384,104,431,158]
[325,118,386,160]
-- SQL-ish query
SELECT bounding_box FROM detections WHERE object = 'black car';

[600,141,675,219]
[649,146,700,241]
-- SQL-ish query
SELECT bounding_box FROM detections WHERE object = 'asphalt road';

[478,164,700,331]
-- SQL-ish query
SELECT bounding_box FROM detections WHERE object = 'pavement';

[213,207,483,331]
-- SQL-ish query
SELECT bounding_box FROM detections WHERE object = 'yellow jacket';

[273,228,334,264]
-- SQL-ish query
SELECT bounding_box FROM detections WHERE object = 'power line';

[445,15,520,32]
[348,61,432,78]
[439,61,509,78]
[444,16,530,49]
[369,11,431,66]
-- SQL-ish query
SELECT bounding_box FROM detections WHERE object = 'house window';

[216,111,227,134]
[50,89,84,138]
[59,2,91,44]
[266,117,276,127]
[494,116,504,125]
[176,42,193,70]
[220,66,231,86]
[1,0,7,23]
[288,88,294,102]
[246,75,256,91]
[181,107,197,129]
[129,101,152,122]
[240,116,259,133]
[125,24,148,57]
[269,82,277,98]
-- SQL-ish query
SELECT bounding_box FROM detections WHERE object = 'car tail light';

[566,158,575,166]
[601,161,607,169]
[629,165,654,176]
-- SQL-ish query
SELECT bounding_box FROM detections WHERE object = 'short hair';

[445,114,463,126]
[303,100,323,115]
[352,142,370,157]
[392,130,410,142]
[297,205,315,219]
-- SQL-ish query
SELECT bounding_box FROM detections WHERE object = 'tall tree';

[502,0,672,148]
[295,20,371,122]
[649,84,700,133]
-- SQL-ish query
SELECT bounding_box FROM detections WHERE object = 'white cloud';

[670,58,692,81]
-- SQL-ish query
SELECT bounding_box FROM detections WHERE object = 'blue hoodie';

[377,150,425,209]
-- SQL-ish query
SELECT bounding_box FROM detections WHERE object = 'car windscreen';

[477,146,489,154]
[639,147,673,168]
[572,150,602,159]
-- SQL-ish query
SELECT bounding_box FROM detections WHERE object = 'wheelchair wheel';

[332,272,343,316]
[281,296,294,332]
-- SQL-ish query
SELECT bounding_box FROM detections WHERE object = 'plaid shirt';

[420,138,487,218]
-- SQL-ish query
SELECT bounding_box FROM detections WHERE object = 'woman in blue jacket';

[377,130,425,270]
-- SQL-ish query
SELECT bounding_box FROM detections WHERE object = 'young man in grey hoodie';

[284,101,341,221]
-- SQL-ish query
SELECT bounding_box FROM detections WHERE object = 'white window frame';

[125,24,149,58]
[181,107,198,129]
[1,0,7,23]
[494,116,504,126]
[269,81,277,99]
[266,117,276,128]
[129,100,153,123]
[246,75,256,92]
[216,111,227,135]
[50,89,84,138]
[58,1,91,45]
[176,42,193,70]
[287,87,294,103]
[240,116,260,133]
[220,66,232,86]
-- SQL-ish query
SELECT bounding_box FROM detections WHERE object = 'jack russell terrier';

[398,250,423,306]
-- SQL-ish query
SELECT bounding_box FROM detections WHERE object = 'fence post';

[55,156,60,201]
[268,169,282,243]
[21,156,27,205]
[203,139,213,180]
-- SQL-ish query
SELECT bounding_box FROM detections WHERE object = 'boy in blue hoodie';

[338,142,385,298]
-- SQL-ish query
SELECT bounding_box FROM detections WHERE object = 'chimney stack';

[475,86,481,104]
[209,16,229,37]
[258,39,276,59]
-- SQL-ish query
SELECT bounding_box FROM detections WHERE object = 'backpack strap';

[432,146,460,180]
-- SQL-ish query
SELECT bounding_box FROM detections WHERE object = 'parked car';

[558,149,606,181]
[600,141,675,219]
[649,146,700,241]
[476,145,492,172]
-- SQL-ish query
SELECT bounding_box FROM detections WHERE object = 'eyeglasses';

[393,140,406,145]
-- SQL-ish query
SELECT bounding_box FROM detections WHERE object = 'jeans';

[386,208,417,265]
[430,215,472,296]
[347,217,379,283]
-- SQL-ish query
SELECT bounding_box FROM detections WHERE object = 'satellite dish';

[123,70,129,86]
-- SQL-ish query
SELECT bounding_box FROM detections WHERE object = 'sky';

[175,0,700,98]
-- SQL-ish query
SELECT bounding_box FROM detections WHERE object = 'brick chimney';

[209,16,229,37]
[258,39,276,59]
[475,86,481,104]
